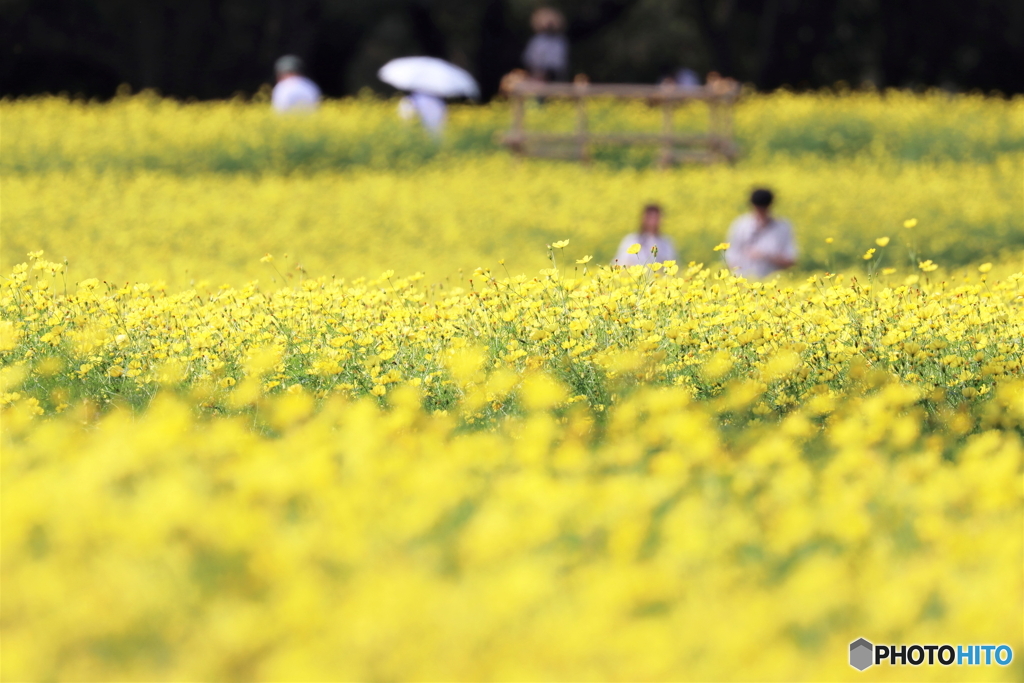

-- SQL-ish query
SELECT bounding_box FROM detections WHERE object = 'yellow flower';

[825,237,834,244]
[903,218,917,228]
[881,268,896,275]
[576,255,593,264]
[875,237,890,247]
[978,263,992,273]
[918,259,938,272]
[260,254,274,263]
[862,248,876,260]
[626,243,641,255]
[551,239,570,249]
[713,242,730,252]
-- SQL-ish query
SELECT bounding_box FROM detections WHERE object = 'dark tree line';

[2,0,1021,101]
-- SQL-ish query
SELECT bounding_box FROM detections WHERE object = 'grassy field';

[2,91,1023,681]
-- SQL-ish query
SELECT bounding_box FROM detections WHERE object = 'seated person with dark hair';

[724,189,797,279]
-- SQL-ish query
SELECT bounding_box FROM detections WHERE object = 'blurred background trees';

[2,0,1021,100]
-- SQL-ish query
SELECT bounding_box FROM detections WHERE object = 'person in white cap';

[272,55,321,113]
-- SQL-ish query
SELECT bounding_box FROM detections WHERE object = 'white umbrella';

[378,57,480,99]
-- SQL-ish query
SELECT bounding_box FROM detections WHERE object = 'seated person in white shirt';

[613,204,678,267]
[724,189,797,279]
[271,55,321,113]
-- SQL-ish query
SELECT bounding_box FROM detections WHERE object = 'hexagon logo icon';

[850,638,873,671]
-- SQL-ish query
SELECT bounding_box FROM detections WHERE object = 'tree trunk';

[134,3,164,89]
[476,0,521,100]
[754,0,780,88]
[408,1,449,59]
[693,0,735,77]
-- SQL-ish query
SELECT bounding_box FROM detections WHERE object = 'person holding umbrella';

[379,57,480,136]
[397,92,448,136]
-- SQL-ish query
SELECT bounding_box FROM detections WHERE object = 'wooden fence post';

[660,99,674,168]
[708,98,722,157]
[510,94,525,156]
[574,79,590,162]
[720,96,736,161]
[500,80,739,166]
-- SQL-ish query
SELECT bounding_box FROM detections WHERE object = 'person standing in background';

[272,55,321,113]
[674,68,701,89]
[724,189,797,279]
[397,91,447,136]
[523,8,569,82]
[613,204,678,266]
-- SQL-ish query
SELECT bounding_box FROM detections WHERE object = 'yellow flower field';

[2,91,1022,286]
[3,249,1023,680]
[2,92,1023,680]
[3,155,1020,287]
[3,382,1021,681]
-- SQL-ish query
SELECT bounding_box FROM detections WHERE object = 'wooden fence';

[501,79,740,166]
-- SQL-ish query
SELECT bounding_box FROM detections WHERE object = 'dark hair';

[750,189,773,207]
[275,55,304,76]
[643,203,662,214]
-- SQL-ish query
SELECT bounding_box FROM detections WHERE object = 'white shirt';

[724,213,797,279]
[406,92,446,135]
[613,232,678,267]
[272,75,321,113]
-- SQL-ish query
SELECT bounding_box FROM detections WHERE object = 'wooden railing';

[501,80,740,166]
